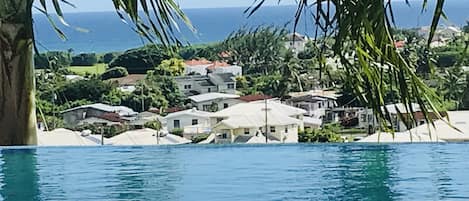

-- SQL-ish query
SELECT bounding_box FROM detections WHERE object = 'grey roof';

[62,103,137,116]
[209,73,235,84]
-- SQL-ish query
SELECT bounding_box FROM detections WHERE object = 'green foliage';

[34,51,72,70]
[221,26,288,75]
[102,52,119,64]
[178,44,221,60]
[192,134,209,143]
[298,124,343,143]
[440,67,466,102]
[121,82,168,112]
[109,45,171,74]
[146,74,184,107]
[435,51,460,67]
[144,120,162,130]
[71,53,98,66]
[57,78,114,104]
[75,124,128,138]
[171,128,184,137]
[153,58,185,76]
[101,67,128,80]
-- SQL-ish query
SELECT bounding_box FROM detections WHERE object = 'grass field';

[68,63,107,75]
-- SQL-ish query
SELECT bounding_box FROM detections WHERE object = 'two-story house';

[175,73,237,96]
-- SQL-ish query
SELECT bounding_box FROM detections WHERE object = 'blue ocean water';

[33,2,469,53]
[1,144,469,200]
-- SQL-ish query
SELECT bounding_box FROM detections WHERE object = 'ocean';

[32,2,469,53]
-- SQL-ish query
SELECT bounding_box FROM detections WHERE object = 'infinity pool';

[1,144,469,200]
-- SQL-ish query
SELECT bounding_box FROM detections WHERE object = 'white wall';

[166,115,211,132]
[195,98,244,112]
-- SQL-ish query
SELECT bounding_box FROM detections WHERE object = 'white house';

[189,92,242,112]
[210,100,306,144]
[184,59,243,76]
[285,32,309,53]
[286,90,338,119]
[175,73,237,96]
[164,108,212,138]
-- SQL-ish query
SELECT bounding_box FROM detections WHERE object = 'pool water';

[1,144,469,201]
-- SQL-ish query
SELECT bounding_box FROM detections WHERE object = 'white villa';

[164,108,212,139]
[286,90,338,119]
[285,32,309,53]
[184,59,242,76]
[62,103,137,127]
[189,92,242,112]
[175,73,237,96]
[209,100,306,144]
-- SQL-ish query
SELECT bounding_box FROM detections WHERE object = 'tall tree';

[0,0,190,145]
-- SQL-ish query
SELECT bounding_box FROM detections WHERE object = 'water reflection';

[326,145,397,201]
[0,149,40,201]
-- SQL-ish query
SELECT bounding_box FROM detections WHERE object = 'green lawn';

[68,63,107,75]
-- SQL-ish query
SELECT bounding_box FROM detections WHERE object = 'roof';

[164,108,212,119]
[238,94,272,102]
[109,128,191,145]
[77,117,122,126]
[206,61,231,70]
[62,103,137,116]
[189,92,240,103]
[209,73,235,83]
[286,32,307,42]
[212,100,306,118]
[288,90,339,100]
[37,128,101,146]
[184,59,212,66]
[109,74,145,86]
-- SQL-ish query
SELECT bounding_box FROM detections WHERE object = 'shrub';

[34,51,72,69]
[299,123,343,143]
[109,45,171,74]
[435,51,459,67]
[71,53,98,66]
[192,134,209,143]
[171,128,184,137]
[102,52,119,64]
[101,67,128,80]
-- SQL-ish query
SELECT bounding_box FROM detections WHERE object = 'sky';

[35,0,298,13]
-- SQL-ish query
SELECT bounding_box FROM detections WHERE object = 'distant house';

[164,108,212,139]
[189,92,242,112]
[62,103,137,127]
[184,59,242,76]
[175,73,237,96]
[210,100,306,144]
[286,90,338,119]
[108,74,146,92]
[128,111,166,129]
[285,32,309,53]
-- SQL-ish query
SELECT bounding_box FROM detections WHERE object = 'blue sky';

[37,0,298,13]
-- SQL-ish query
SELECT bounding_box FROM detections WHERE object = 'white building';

[62,103,137,127]
[164,108,212,136]
[286,90,338,119]
[189,92,242,112]
[184,59,243,76]
[210,100,306,144]
[175,73,237,96]
[285,32,309,53]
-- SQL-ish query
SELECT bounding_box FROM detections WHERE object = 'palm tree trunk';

[0,0,37,145]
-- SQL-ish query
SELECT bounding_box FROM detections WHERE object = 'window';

[270,126,276,133]
[173,120,180,128]
[360,114,366,122]
[208,88,211,92]
[192,119,198,125]
[222,133,228,139]
[285,127,288,133]
[223,103,229,108]
[227,83,235,89]
[318,102,322,108]
[216,118,224,123]
[184,85,192,89]
[244,128,250,135]
[202,104,211,111]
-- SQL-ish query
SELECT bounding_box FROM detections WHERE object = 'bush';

[101,67,128,80]
[299,123,343,143]
[192,134,209,143]
[57,78,113,103]
[170,128,184,137]
[34,51,72,69]
[71,53,98,66]
[109,45,171,74]
[435,51,459,67]
[102,52,119,64]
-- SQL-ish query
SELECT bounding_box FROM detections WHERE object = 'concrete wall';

[166,115,211,132]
